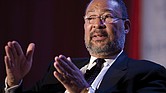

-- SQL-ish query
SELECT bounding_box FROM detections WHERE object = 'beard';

[85,31,126,57]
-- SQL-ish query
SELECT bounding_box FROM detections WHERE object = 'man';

[2,0,166,93]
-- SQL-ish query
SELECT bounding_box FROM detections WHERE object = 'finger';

[54,71,65,83]
[60,55,78,70]
[54,57,76,81]
[4,56,12,69]
[59,55,73,68]
[5,44,14,61]
[12,41,24,56]
[26,43,35,62]
[67,57,71,61]
[66,57,77,69]
[10,41,18,59]
[54,59,77,79]
[56,55,74,73]
[54,57,67,75]
[53,71,70,85]
[66,57,80,72]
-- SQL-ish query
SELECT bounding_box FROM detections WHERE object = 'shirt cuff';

[4,78,22,93]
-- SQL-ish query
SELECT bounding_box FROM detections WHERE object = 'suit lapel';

[97,52,128,92]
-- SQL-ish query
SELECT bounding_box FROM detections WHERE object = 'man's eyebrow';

[86,9,115,14]
[102,9,115,14]
[102,9,117,16]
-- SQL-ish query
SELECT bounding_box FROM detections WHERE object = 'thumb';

[26,43,35,62]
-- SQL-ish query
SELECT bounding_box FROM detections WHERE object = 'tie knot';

[95,58,105,67]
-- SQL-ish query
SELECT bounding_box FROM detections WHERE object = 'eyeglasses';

[84,14,126,24]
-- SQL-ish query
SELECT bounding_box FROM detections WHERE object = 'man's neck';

[90,50,123,59]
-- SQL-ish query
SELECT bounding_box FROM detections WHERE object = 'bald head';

[86,0,128,18]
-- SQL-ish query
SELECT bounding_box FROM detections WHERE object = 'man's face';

[84,0,129,58]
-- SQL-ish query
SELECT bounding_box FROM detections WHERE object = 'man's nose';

[93,19,106,29]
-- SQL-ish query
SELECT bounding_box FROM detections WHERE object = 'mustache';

[90,30,108,39]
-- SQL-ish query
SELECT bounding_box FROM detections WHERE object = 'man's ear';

[124,19,130,34]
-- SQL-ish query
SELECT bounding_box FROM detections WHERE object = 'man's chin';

[90,44,108,52]
[92,41,108,47]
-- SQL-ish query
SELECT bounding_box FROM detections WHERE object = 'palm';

[7,55,30,81]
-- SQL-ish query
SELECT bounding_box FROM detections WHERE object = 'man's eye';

[105,15,113,18]
[87,17,95,20]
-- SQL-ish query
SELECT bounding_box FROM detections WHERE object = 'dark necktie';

[84,58,105,84]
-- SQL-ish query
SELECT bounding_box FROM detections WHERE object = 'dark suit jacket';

[2,52,166,93]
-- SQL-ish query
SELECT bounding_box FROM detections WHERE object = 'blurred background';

[0,0,166,90]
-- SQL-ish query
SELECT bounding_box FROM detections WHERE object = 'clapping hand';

[53,55,90,93]
[4,41,35,87]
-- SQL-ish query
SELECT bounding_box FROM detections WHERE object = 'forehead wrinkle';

[86,9,116,17]
[85,0,122,17]
[86,8,119,18]
[86,2,115,15]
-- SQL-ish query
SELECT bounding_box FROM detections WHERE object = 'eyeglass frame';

[84,14,127,24]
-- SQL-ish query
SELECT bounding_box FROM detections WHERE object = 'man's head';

[84,0,130,58]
